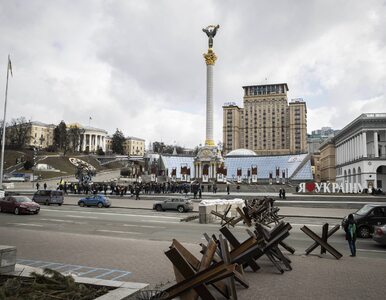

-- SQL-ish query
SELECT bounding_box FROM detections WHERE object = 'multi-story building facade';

[124,136,145,157]
[335,113,386,190]
[223,83,307,155]
[6,121,55,149]
[319,138,336,182]
[28,121,56,149]
[307,127,338,154]
[105,136,145,157]
[223,103,242,152]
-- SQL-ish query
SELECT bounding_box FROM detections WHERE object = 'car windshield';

[355,205,373,215]
[14,196,32,203]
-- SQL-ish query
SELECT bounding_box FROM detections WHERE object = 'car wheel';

[155,205,163,212]
[79,201,85,207]
[14,207,19,215]
[177,206,185,213]
[45,200,50,206]
[58,203,62,206]
[97,202,103,208]
[0,206,2,213]
[358,226,371,238]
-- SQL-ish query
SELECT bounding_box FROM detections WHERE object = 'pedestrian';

[198,187,202,199]
[226,184,230,195]
[279,188,282,199]
[344,214,357,257]
[213,184,217,194]
[282,189,286,199]
[36,182,40,190]
[43,183,47,190]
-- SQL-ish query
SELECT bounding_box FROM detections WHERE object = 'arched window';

[352,168,356,184]
[358,167,362,186]
[344,170,347,183]
[348,169,351,184]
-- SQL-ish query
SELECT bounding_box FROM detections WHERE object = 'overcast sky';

[1,0,385,148]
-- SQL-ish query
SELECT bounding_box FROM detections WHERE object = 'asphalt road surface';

[0,205,386,264]
[2,203,386,299]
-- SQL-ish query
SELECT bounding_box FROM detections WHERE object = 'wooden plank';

[164,247,216,300]
[236,207,251,227]
[219,235,237,300]
[161,262,237,300]
[171,239,200,270]
[321,223,328,254]
[301,226,342,259]
[220,226,241,247]
[279,241,295,254]
[305,224,340,254]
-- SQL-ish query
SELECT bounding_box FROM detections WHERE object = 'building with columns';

[77,125,108,153]
[335,113,386,190]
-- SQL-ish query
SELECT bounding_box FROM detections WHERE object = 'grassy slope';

[3,150,122,180]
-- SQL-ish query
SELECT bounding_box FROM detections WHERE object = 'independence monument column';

[194,25,223,183]
[202,24,219,147]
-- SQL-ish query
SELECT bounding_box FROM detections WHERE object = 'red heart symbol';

[306,182,315,192]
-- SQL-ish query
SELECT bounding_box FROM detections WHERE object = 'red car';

[0,196,40,215]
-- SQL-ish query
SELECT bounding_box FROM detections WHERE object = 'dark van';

[342,204,386,238]
[32,190,64,206]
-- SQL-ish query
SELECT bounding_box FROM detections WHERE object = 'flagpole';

[0,55,11,187]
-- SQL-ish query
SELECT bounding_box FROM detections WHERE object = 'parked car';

[0,196,40,215]
[342,204,386,238]
[78,194,111,208]
[373,225,386,245]
[32,190,64,206]
[153,198,193,213]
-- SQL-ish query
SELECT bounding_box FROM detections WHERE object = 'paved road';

[1,205,385,299]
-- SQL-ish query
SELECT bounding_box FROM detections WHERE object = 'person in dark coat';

[279,188,282,199]
[282,189,286,199]
[226,184,230,195]
[344,214,357,257]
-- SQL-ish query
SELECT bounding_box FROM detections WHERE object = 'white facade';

[335,113,386,190]
[79,126,108,152]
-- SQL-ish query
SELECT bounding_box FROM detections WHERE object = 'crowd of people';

[41,180,229,200]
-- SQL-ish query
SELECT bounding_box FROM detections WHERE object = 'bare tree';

[7,117,31,149]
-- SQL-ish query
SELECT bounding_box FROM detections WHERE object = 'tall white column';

[206,64,214,145]
[358,134,362,157]
[374,131,379,157]
[362,132,367,157]
[203,49,217,147]
[354,136,357,159]
[88,134,91,151]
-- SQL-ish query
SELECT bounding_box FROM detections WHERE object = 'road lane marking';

[42,208,181,220]
[142,220,180,224]
[40,218,86,224]
[96,229,141,234]
[8,223,43,227]
[290,223,340,227]
[123,224,165,229]
[357,248,386,253]
[66,215,97,219]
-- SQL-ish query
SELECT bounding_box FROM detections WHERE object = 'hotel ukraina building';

[223,83,307,156]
